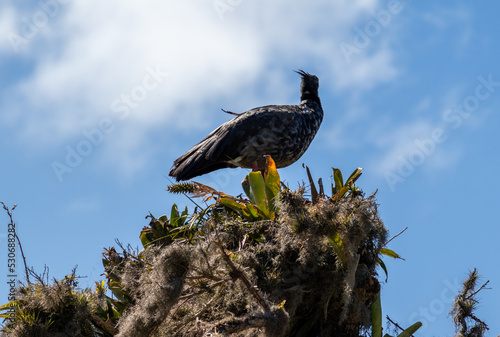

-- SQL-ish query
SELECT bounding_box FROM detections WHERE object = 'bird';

[169,70,323,181]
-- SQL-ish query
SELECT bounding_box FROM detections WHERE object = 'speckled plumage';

[169,70,323,181]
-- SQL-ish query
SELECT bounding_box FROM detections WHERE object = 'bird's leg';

[252,161,266,178]
[252,161,259,172]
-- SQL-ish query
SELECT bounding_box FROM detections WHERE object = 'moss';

[116,245,191,337]
[108,190,387,336]
[1,272,100,337]
[3,189,388,337]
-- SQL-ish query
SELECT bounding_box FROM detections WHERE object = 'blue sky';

[1,0,499,335]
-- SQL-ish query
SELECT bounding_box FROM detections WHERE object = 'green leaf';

[178,206,189,227]
[95,280,106,292]
[397,322,422,337]
[380,247,402,259]
[371,291,382,337]
[246,203,261,220]
[170,204,180,227]
[140,227,152,248]
[219,198,253,220]
[108,281,132,303]
[346,167,363,185]
[328,232,345,266]
[155,215,169,236]
[247,171,271,218]
[378,258,389,282]
[332,184,350,201]
[332,167,343,194]
[0,301,18,313]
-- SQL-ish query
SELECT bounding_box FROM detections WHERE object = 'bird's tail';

[169,137,234,181]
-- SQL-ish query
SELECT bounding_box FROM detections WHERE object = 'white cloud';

[368,113,464,182]
[1,0,405,178]
[0,5,17,53]
[334,45,398,90]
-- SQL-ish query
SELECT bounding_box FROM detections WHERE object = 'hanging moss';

[103,189,387,337]
[2,183,389,336]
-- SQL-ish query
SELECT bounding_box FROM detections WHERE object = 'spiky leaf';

[380,248,402,259]
[371,291,382,337]
[332,167,343,194]
[264,156,281,212]
[397,322,422,337]
[247,171,271,218]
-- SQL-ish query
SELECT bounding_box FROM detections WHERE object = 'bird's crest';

[294,69,311,78]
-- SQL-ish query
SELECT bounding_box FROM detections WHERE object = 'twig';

[469,312,489,329]
[90,313,119,336]
[215,314,268,334]
[467,279,490,300]
[214,237,270,312]
[178,279,227,301]
[387,315,417,337]
[384,227,408,246]
[28,265,49,286]
[1,202,30,285]
[15,233,30,285]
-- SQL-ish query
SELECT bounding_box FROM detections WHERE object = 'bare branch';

[214,238,271,312]
[466,279,490,300]
[1,202,30,285]
[384,226,408,246]
[387,315,417,337]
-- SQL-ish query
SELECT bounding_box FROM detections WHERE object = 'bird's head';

[295,69,320,102]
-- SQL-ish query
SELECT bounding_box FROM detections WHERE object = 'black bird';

[169,70,323,181]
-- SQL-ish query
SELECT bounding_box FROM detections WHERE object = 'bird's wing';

[169,104,304,180]
[203,105,299,162]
